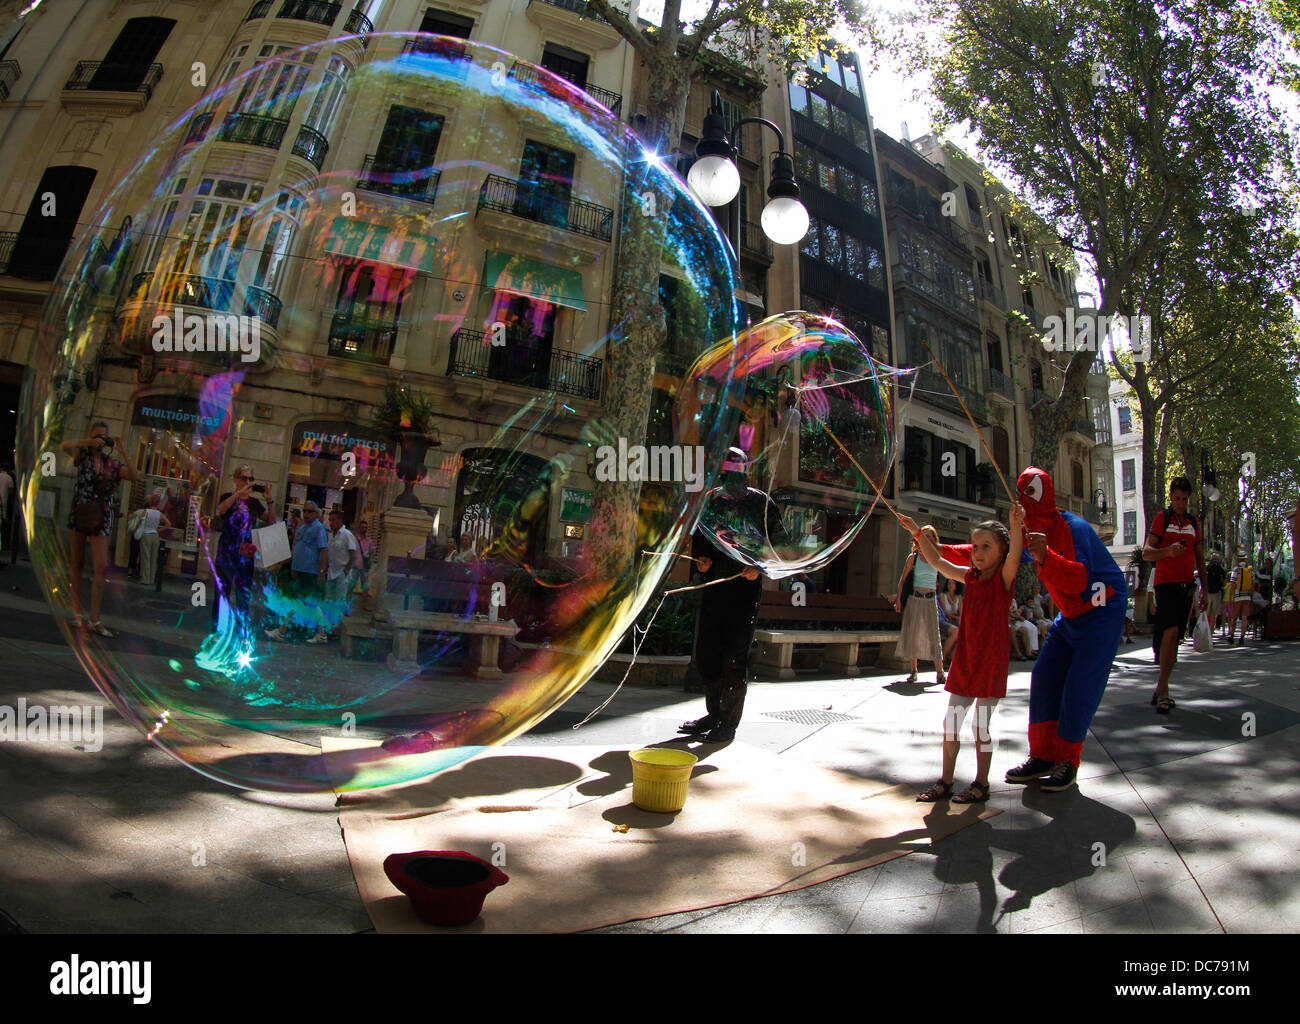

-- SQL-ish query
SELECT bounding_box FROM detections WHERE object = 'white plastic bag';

[1192,612,1211,653]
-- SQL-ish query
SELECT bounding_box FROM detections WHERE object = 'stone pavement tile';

[651,898,781,934]
[1081,896,1155,934]
[863,853,948,900]
[778,865,882,906]
[1218,894,1300,934]
[756,901,860,934]
[1021,917,1085,933]
[176,890,371,933]
[1191,862,1288,923]
[1124,846,1194,898]
[847,894,940,933]
[1142,878,1223,934]
[1072,860,1144,916]
[932,887,1008,934]
[997,883,1082,934]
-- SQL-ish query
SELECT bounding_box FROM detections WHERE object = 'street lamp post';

[687,89,810,251]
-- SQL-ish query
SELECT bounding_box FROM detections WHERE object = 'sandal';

[905,672,918,684]
[916,779,953,803]
[952,781,990,804]
[87,621,114,638]
[1156,695,1175,714]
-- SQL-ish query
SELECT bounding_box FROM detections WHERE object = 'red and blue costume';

[941,467,1126,766]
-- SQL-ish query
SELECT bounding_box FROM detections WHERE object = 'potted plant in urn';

[373,384,440,509]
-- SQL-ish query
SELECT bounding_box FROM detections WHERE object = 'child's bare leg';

[972,700,998,786]
[941,738,959,784]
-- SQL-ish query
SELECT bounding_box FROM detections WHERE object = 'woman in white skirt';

[892,524,945,685]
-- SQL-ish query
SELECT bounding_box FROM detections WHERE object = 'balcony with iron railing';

[508,61,622,117]
[1068,415,1097,442]
[186,111,289,151]
[976,276,1005,309]
[277,0,341,26]
[245,0,273,19]
[476,174,613,242]
[343,7,373,33]
[917,366,987,424]
[986,366,1017,402]
[126,271,283,329]
[0,60,20,100]
[739,220,773,262]
[447,327,602,400]
[63,61,164,103]
[357,157,441,204]
[291,124,330,169]
[328,312,398,363]
[530,0,613,25]
[893,262,978,321]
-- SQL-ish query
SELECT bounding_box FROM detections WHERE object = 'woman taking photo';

[62,422,138,637]
[893,524,946,686]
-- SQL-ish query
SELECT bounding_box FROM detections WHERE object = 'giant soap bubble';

[679,312,895,578]
[17,33,746,791]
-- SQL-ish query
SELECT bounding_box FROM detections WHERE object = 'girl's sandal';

[1156,695,1176,714]
[916,780,953,803]
[87,621,115,638]
[952,781,990,804]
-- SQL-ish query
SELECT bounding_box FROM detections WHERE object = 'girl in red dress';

[898,503,1025,804]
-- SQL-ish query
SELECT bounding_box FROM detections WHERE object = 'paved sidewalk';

[0,561,1296,933]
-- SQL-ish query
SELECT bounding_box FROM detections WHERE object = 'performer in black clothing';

[679,450,786,744]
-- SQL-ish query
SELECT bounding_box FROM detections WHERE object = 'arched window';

[1030,360,1044,391]
[1072,460,1085,497]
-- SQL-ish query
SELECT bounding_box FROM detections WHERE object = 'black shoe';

[701,726,736,743]
[1040,760,1078,792]
[678,716,716,735]
[1005,756,1055,784]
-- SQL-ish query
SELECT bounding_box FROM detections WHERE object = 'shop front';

[285,420,397,533]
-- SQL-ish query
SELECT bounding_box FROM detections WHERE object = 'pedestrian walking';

[207,466,276,633]
[1205,553,1226,633]
[901,504,1025,805]
[1227,557,1259,645]
[135,493,171,588]
[892,524,946,686]
[324,508,361,606]
[1142,477,1207,713]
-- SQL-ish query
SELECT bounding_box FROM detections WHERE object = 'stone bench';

[386,611,519,678]
[752,592,902,680]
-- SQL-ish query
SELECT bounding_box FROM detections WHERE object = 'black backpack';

[1154,507,1198,549]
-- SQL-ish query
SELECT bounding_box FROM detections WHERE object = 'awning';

[323,217,437,273]
[484,250,586,312]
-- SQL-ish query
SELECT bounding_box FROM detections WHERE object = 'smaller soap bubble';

[679,312,895,578]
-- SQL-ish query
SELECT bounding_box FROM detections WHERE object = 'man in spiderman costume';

[939,467,1127,792]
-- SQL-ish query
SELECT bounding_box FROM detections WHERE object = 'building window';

[1122,458,1136,492]
[302,55,350,135]
[516,138,575,229]
[1123,510,1137,546]
[540,43,589,88]
[229,44,314,122]
[1118,403,1132,434]
[8,165,98,280]
[1072,460,1085,497]
[964,184,981,227]
[419,8,473,37]
[86,16,174,92]
[370,104,445,191]
[986,332,1003,373]
[1030,361,1044,391]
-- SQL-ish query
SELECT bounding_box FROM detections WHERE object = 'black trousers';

[694,587,762,730]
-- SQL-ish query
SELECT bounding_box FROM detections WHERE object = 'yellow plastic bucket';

[629,748,699,813]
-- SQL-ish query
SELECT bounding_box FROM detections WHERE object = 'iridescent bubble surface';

[17,34,743,791]
[679,312,895,578]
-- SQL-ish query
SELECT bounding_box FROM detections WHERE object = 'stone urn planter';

[392,429,439,509]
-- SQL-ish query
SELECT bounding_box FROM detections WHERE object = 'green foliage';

[371,383,436,437]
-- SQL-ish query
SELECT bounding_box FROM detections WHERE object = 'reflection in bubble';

[18,35,745,791]
[681,313,897,578]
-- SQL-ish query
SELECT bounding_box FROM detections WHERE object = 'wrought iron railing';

[530,0,613,25]
[184,111,213,143]
[0,232,17,276]
[507,61,622,117]
[477,174,613,242]
[357,156,441,203]
[0,60,20,100]
[328,313,398,363]
[447,327,602,400]
[986,366,1017,401]
[217,112,289,150]
[1070,415,1097,441]
[292,124,330,169]
[128,271,283,329]
[245,0,273,20]
[894,262,978,320]
[277,0,340,26]
[63,61,164,101]
[740,220,773,261]
[977,277,1005,308]
[344,7,373,33]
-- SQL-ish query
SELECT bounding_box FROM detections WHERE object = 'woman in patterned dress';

[61,422,139,637]
[899,503,1026,805]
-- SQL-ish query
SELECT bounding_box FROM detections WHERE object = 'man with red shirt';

[1142,477,1208,714]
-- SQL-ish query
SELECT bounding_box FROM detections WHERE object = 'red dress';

[945,566,1013,699]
